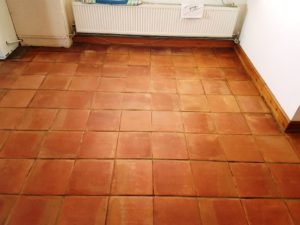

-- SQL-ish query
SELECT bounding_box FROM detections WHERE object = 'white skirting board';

[73,2,239,38]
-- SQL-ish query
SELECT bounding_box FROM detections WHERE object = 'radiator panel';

[73,2,239,37]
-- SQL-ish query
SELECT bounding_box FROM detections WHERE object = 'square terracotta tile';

[0,62,27,75]
[52,109,90,130]
[23,160,73,195]
[218,135,263,162]
[237,96,269,113]
[193,48,215,57]
[154,197,201,225]
[255,136,299,163]
[152,133,188,159]
[152,111,183,132]
[92,92,123,109]
[107,197,153,225]
[78,132,117,158]
[288,134,300,157]
[122,93,152,110]
[101,65,128,77]
[107,45,130,54]
[33,52,58,63]
[242,199,293,225]
[0,109,25,129]
[223,68,249,80]
[75,64,102,76]
[213,113,251,134]
[245,114,281,135]
[153,160,196,196]
[172,55,196,67]
[198,68,225,79]
[175,67,199,80]
[207,95,240,112]
[39,76,72,90]
[195,55,219,67]
[0,195,17,225]
[56,52,81,63]
[0,131,9,149]
[67,160,113,195]
[127,65,150,77]
[182,112,215,133]
[0,90,36,107]
[22,62,52,75]
[269,164,300,198]
[98,78,126,92]
[0,159,33,194]
[47,63,77,76]
[57,197,108,225]
[171,47,193,55]
[129,54,150,66]
[120,111,151,131]
[228,81,259,95]
[199,199,248,225]
[0,76,17,89]
[151,47,171,55]
[80,51,105,64]
[111,160,152,195]
[151,79,177,93]
[12,75,44,89]
[287,200,300,225]
[151,66,176,79]
[17,109,57,130]
[30,90,62,108]
[216,56,242,68]
[191,161,237,197]
[69,77,99,90]
[151,93,179,111]
[230,163,278,197]
[151,55,173,66]
[187,134,226,160]
[6,196,61,225]
[39,132,83,158]
[180,95,209,112]
[214,48,236,57]
[0,131,43,158]
[60,91,92,109]
[117,132,152,158]
[105,54,129,65]
[87,110,121,131]
[202,80,231,95]
[177,80,204,94]
[125,77,150,92]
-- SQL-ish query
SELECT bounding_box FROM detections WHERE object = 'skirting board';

[234,45,299,133]
[19,37,73,48]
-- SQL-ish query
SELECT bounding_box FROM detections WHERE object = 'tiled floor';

[0,44,300,225]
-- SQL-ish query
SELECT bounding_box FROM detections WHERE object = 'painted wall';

[239,0,300,121]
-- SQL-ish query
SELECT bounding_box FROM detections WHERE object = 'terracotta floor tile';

[125,77,150,92]
[105,54,129,65]
[193,48,215,57]
[57,197,108,225]
[107,45,130,54]
[127,65,150,77]
[151,79,177,93]
[69,76,99,90]
[117,132,152,158]
[218,135,263,162]
[122,93,152,110]
[75,64,102,76]
[0,76,17,89]
[67,160,113,195]
[87,110,121,131]
[152,133,188,159]
[152,111,183,132]
[180,95,209,112]
[245,114,281,135]
[230,163,277,197]
[171,47,193,55]
[80,51,105,64]
[12,75,44,89]
[242,199,293,225]
[17,109,57,130]
[191,161,237,197]
[30,90,63,108]
[202,80,231,95]
[175,67,199,80]
[0,195,17,225]
[213,113,251,134]
[228,81,259,95]
[195,55,219,67]
[0,159,33,194]
[33,52,58,63]
[287,200,300,225]
[129,54,150,66]
[199,199,248,225]
[56,52,81,63]
[92,92,123,109]
[0,90,36,107]
[153,160,196,196]
[151,55,173,66]
[237,96,269,113]
[223,68,249,80]
[0,131,9,149]
[101,65,128,77]
[61,91,93,109]
[255,136,299,163]
[52,109,89,130]
[39,132,82,158]
[47,63,77,76]
[151,93,179,111]
[0,131,43,158]
[111,160,152,195]
[23,160,73,195]
[107,197,153,225]
[151,47,171,55]
[22,62,52,75]
[216,56,242,68]
[120,111,151,131]
[214,48,236,57]
[0,109,25,129]
[0,62,27,75]
[86,44,108,52]
[177,80,204,94]
[154,197,201,225]
[288,134,300,157]
[151,66,176,79]
[98,78,126,92]
[172,55,196,67]
[207,95,240,112]
[182,112,215,133]
[79,132,117,158]
[187,134,226,160]
[39,76,71,90]
[269,164,300,198]
[198,68,225,79]
[6,196,61,225]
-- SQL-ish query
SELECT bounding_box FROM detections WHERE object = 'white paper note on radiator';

[181,0,204,19]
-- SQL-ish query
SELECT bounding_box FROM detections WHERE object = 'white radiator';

[73,2,239,37]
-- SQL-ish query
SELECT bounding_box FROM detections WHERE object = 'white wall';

[239,0,300,121]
